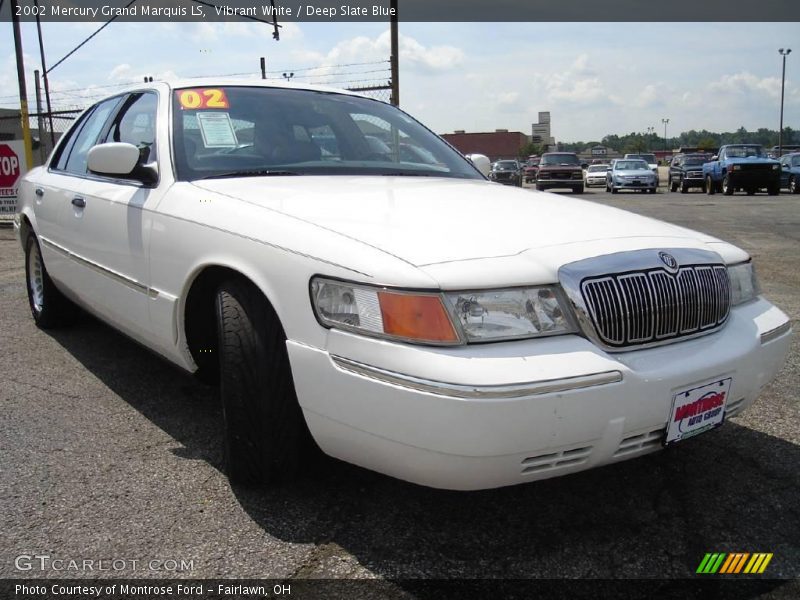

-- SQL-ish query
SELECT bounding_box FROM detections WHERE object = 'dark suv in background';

[669,153,712,193]
[535,152,584,193]
[489,160,522,186]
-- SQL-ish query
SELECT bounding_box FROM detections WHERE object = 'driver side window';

[103,92,158,163]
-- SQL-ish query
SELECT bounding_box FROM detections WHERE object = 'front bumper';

[728,171,780,188]
[287,297,791,490]
[613,179,657,190]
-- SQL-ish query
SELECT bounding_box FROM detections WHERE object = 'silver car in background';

[606,159,658,194]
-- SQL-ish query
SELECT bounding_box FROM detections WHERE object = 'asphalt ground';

[0,185,798,595]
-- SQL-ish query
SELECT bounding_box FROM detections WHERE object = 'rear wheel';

[706,175,716,195]
[24,233,74,329]
[215,278,311,486]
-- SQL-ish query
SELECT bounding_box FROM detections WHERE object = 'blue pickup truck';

[703,144,781,196]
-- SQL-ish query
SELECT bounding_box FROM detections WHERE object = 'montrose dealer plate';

[665,377,732,445]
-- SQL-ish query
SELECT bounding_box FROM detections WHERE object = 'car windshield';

[683,156,707,166]
[616,160,648,170]
[588,165,608,172]
[540,154,579,166]
[793,156,800,167]
[495,161,518,169]
[726,145,766,158]
[627,154,656,164]
[171,86,483,181]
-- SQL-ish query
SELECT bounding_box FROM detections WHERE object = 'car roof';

[107,77,367,100]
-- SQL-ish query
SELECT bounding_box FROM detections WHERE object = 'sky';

[0,19,798,143]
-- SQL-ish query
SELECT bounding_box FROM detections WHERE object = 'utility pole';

[778,48,792,158]
[34,0,55,148]
[661,118,670,155]
[260,57,266,79]
[34,70,46,163]
[390,0,399,106]
[11,0,35,171]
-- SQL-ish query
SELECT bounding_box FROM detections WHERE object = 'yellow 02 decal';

[178,88,230,109]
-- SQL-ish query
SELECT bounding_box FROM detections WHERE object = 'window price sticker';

[196,112,238,148]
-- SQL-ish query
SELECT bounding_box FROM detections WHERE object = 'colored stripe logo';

[696,553,773,574]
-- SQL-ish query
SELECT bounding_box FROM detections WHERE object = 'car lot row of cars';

[501,145,800,195]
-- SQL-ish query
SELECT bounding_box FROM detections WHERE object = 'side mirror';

[711,155,718,161]
[465,153,491,177]
[88,142,158,184]
[581,163,589,169]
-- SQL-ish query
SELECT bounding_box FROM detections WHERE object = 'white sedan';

[15,80,792,490]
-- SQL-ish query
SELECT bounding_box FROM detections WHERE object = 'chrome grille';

[581,265,730,348]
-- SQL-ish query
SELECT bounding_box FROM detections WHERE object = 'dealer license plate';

[664,377,732,445]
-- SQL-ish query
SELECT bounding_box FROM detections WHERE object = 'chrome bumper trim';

[761,321,792,345]
[331,355,623,399]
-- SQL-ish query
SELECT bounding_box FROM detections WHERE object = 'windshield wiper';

[198,169,300,180]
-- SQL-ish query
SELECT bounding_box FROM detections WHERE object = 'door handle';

[35,187,44,197]
[71,196,86,208]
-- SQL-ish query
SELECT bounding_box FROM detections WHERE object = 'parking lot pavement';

[1,190,798,587]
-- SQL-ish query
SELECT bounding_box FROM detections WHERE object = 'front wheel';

[611,186,618,194]
[24,232,74,329]
[767,184,779,196]
[680,182,688,193]
[722,174,734,196]
[790,176,799,194]
[670,180,678,192]
[215,278,311,486]
[573,184,584,194]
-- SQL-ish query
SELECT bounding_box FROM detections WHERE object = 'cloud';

[298,30,463,72]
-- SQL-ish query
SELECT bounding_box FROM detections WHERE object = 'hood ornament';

[659,251,679,272]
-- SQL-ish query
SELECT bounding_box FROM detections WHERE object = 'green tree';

[519,142,545,158]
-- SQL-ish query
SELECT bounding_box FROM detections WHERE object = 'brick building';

[440,129,530,162]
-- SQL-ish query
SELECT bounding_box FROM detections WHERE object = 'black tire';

[767,185,779,196]
[573,184,584,194]
[670,180,678,192]
[680,182,688,193]
[24,232,73,329]
[706,175,716,195]
[215,278,310,486]
[648,187,656,194]
[746,188,756,196]
[535,184,545,191]
[790,176,798,194]
[611,186,618,194]
[722,174,734,196]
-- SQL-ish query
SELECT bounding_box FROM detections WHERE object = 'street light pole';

[778,48,792,158]
[661,118,669,155]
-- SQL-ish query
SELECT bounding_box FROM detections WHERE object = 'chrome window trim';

[331,355,623,399]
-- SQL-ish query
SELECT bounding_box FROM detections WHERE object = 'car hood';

[538,164,581,170]
[191,176,722,268]
[727,157,779,165]
[614,169,654,176]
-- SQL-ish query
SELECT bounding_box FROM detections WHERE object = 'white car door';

[33,97,123,286]
[59,91,164,344]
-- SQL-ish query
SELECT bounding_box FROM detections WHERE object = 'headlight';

[731,165,741,171]
[311,278,460,344]
[444,287,575,342]
[311,278,576,345]
[728,261,760,306]
[772,164,779,170]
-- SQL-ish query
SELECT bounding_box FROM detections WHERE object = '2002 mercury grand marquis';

[15,80,792,490]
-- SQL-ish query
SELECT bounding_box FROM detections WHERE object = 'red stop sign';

[0,144,21,189]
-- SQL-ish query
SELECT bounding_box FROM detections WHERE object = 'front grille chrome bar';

[559,248,731,352]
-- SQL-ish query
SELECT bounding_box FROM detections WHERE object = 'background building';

[531,112,556,150]
[440,129,530,162]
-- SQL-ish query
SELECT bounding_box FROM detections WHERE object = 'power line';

[47,0,139,74]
